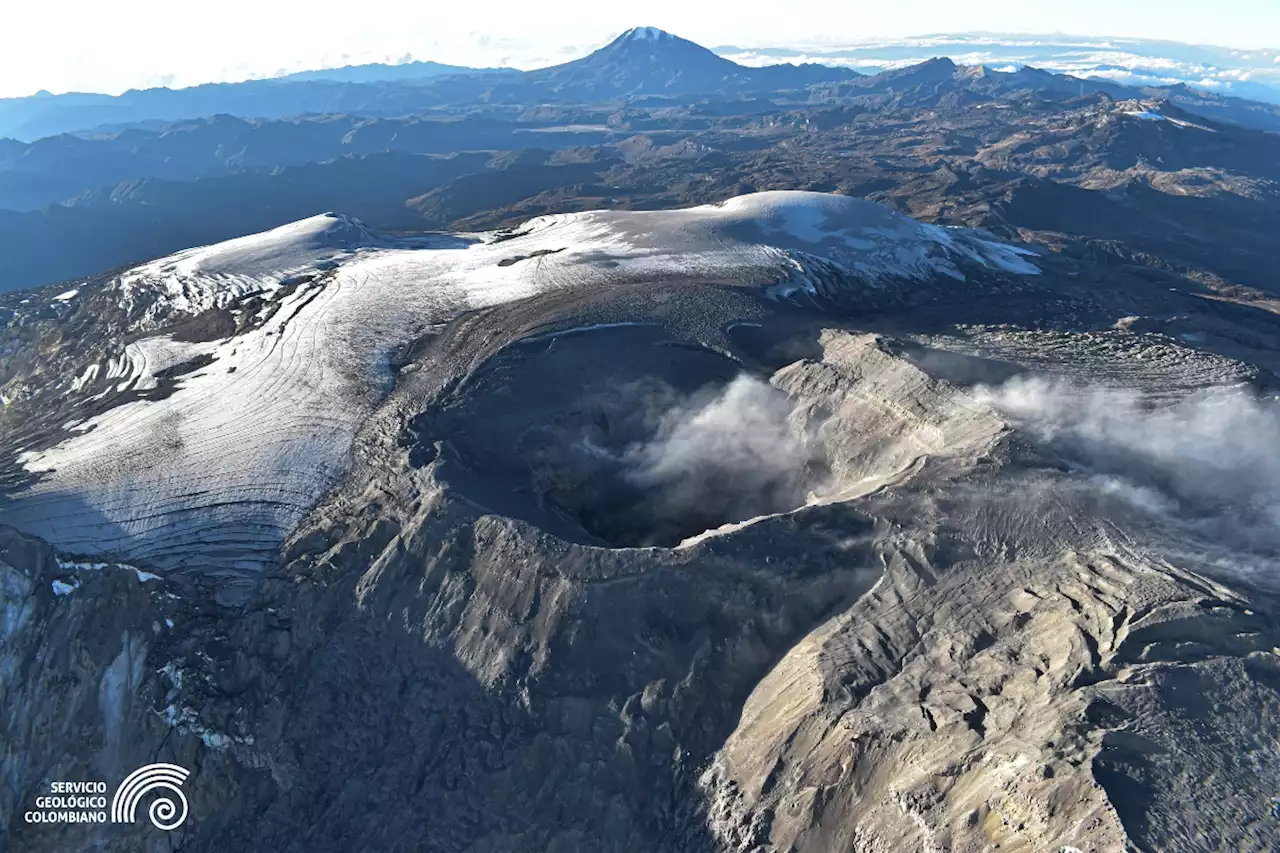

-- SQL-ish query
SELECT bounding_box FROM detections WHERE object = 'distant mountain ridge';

[4,27,1280,142]
[715,33,1280,106]
[2,26,1280,295]
[7,27,1280,143]
[276,59,517,84]
[0,27,859,140]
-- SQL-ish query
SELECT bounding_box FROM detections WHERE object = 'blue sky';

[3,0,1278,97]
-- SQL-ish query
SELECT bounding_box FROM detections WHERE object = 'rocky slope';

[3,192,1279,852]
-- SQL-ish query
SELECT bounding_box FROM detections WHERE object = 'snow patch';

[1120,108,1217,132]
[51,579,80,596]
[161,699,255,750]
[69,363,100,393]
[56,559,110,572]
[55,557,162,585]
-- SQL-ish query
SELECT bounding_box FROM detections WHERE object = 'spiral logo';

[111,763,190,831]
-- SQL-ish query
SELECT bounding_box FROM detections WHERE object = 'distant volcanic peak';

[546,24,739,88]
[523,26,856,94]
[601,25,713,59]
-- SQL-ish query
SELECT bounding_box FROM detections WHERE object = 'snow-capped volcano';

[0,191,1036,588]
[526,26,858,95]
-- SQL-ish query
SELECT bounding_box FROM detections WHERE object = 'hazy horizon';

[4,31,1280,109]
[3,1,1279,99]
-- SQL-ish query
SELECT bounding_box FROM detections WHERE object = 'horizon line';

[2,28,1274,101]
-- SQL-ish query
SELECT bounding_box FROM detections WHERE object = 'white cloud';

[976,377,1280,559]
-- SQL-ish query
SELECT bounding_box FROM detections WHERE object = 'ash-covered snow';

[55,559,111,572]
[51,579,80,596]
[3,191,1038,585]
[1119,108,1217,132]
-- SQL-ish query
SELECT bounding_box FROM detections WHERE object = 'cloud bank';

[721,35,1280,105]
[976,376,1280,557]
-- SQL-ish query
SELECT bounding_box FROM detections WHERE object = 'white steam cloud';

[976,376,1280,554]
[622,375,825,536]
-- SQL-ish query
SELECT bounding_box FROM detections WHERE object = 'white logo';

[110,763,190,831]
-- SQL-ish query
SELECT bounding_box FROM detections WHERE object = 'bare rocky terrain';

[2,27,1280,853]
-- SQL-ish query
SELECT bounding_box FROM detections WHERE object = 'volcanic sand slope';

[0,192,1038,589]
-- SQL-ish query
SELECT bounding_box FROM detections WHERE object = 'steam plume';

[976,376,1280,555]
[623,375,824,538]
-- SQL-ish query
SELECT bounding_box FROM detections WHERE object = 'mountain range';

[7,27,1280,144]
[0,28,861,142]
